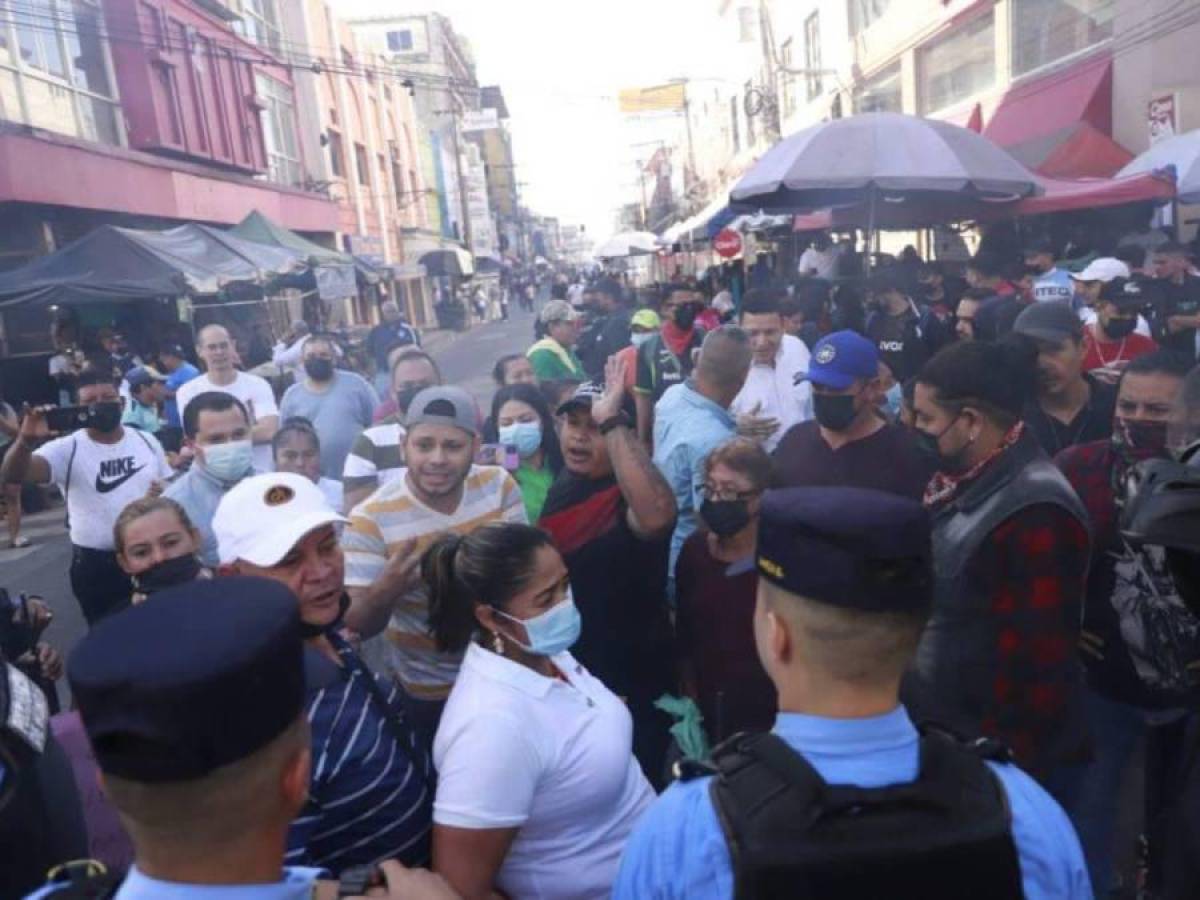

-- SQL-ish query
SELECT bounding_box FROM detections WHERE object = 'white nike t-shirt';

[36,428,171,550]
[175,371,279,472]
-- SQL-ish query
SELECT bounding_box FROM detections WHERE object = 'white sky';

[332,0,727,239]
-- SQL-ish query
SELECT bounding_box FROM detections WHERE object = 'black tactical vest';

[697,728,1025,900]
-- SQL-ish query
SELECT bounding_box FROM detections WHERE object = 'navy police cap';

[67,577,305,783]
[756,487,933,612]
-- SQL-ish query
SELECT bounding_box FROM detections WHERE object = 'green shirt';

[514,462,554,523]
[527,338,585,381]
[122,398,162,434]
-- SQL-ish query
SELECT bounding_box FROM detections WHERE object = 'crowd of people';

[5,229,1200,899]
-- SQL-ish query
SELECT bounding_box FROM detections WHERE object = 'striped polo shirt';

[342,465,527,699]
[286,634,434,874]
[343,418,406,500]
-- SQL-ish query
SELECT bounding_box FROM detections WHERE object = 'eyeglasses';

[701,485,761,502]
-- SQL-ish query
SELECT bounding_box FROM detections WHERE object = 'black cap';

[68,577,305,783]
[1013,300,1083,343]
[1023,236,1056,257]
[555,381,605,416]
[755,487,933,612]
[1099,276,1146,311]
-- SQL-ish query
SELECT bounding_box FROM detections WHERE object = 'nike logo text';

[95,457,146,494]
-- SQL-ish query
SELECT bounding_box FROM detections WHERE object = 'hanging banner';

[618,83,686,114]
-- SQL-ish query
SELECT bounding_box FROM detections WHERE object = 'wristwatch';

[337,864,380,897]
[597,411,633,435]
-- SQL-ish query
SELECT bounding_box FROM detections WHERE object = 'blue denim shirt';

[164,463,254,567]
[614,706,1093,899]
[651,380,736,575]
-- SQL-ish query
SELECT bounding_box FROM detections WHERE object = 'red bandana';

[923,421,1026,509]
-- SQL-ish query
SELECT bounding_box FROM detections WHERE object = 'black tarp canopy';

[0,223,305,309]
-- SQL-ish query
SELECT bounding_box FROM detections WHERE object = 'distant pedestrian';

[175,324,279,471]
[527,300,586,381]
[279,334,377,479]
[156,342,200,430]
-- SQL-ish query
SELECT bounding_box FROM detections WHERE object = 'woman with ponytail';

[424,522,654,900]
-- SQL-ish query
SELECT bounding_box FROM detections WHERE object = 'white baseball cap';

[213,472,347,567]
[1069,257,1130,283]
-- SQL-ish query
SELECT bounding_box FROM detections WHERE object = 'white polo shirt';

[433,643,655,900]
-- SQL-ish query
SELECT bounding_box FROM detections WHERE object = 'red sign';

[713,228,743,258]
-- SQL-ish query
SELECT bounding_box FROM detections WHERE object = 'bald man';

[652,326,753,573]
[176,324,279,471]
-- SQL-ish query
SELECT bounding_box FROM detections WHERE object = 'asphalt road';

[2,303,539,703]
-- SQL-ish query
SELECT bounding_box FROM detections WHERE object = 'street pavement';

[3,303,539,703]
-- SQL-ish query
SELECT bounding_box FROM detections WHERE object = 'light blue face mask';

[884,382,903,418]
[201,439,254,482]
[498,421,543,459]
[497,588,582,656]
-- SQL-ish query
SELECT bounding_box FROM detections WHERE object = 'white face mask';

[200,439,254,482]
[631,332,654,348]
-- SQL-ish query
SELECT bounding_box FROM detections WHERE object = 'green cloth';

[527,338,585,381]
[654,694,711,761]
[514,462,554,523]
[122,399,162,434]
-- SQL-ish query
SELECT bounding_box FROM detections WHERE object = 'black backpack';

[690,727,1025,899]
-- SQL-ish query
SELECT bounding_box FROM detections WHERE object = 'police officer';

[26,579,457,900]
[613,486,1092,899]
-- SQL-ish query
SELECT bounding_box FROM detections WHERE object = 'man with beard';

[342,348,441,512]
[3,369,170,624]
[342,387,525,741]
[1055,351,1199,895]
[539,356,678,781]
[635,284,706,445]
[1016,302,1117,455]
[279,335,378,479]
[214,473,434,875]
[772,331,931,499]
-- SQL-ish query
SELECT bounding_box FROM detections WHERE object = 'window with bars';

[804,12,823,101]
[256,73,301,185]
[0,0,122,145]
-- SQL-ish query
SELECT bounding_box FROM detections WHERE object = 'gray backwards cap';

[404,385,479,435]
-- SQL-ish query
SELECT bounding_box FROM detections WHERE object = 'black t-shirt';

[1151,274,1200,358]
[771,420,934,500]
[579,309,633,379]
[865,307,929,382]
[1023,375,1117,457]
[538,471,674,698]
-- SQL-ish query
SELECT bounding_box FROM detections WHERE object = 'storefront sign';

[461,109,499,133]
[713,228,743,258]
[1149,93,1178,144]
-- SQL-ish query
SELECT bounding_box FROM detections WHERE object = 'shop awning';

[983,54,1131,178]
[1013,171,1175,215]
[232,210,356,299]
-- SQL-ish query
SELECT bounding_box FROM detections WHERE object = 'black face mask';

[1104,316,1137,339]
[300,592,351,638]
[396,384,432,415]
[305,358,334,382]
[700,498,752,538]
[85,401,122,434]
[912,415,966,472]
[813,393,859,432]
[673,306,698,330]
[132,553,202,596]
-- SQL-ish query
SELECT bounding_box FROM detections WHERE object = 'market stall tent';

[231,210,357,299]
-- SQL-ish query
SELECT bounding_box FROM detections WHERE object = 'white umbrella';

[596,231,661,259]
[1118,129,1200,204]
[730,112,1039,223]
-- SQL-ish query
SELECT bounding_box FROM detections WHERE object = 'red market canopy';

[1012,171,1175,216]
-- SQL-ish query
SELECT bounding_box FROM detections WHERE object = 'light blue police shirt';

[26,865,323,899]
[613,706,1092,900]
[652,380,737,574]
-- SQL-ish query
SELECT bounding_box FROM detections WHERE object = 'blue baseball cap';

[796,330,879,390]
